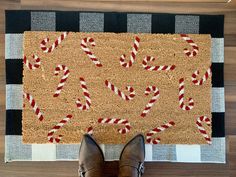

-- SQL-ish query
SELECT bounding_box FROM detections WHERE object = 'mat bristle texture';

[23,32,211,144]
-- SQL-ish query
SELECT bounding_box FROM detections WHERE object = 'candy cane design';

[179,78,194,111]
[47,115,72,143]
[23,92,44,121]
[98,118,131,134]
[196,116,212,144]
[180,34,199,57]
[120,36,140,68]
[40,32,69,53]
[142,56,176,71]
[53,65,70,97]
[141,86,160,117]
[192,66,212,85]
[146,121,175,144]
[105,80,135,101]
[76,77,91,110]
[81,37,102,67]
[86,126,93,135]
[23,54,41,70]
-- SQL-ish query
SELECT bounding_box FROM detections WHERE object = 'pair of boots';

[79,134,145,177]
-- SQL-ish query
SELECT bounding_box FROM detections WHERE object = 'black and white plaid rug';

[5,10,225,163]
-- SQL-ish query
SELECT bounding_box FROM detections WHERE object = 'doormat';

[5,10,225,163]
[23,31,211,144]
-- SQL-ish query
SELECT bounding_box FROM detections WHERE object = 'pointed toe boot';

[118,134,145,177]
[78,134,104,177]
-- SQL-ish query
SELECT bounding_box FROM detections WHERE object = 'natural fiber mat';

[5,10,225,163]
[22,31,211,144]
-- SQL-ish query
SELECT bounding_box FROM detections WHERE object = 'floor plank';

[21,0,236,13]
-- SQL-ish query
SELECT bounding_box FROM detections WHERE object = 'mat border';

[5,10,225,163]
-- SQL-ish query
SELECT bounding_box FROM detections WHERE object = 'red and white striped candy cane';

[81,37,102,67]
[120,36,140,68]
[146,121,175,144]
[40,32,69,53]
[180,34,199,57]
[86,126,94,135]
[179,78,194,111]
[142,56,176,71]
[23,54,41,70]
[23,92,44,121]
[105,80,135,101]
[98,118,131,134]
[192,66,212,85]
[140,86,160,117]
[53,65,70,97]
[47,115,73,143]
[76,77,91,110]
[196,116,211,144]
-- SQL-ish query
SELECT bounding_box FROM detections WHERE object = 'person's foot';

[78,134,104,177]
[118,134,145,177]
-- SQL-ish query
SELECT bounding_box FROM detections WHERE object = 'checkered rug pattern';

[5,10,225,163]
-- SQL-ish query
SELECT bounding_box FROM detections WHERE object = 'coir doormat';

[5,10,225,163]
[23,32,211,144]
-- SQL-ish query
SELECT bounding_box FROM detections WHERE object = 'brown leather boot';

[118,134,145,177]
[78,134,104,177]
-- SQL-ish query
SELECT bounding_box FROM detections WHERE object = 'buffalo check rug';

[5,10,225,163]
